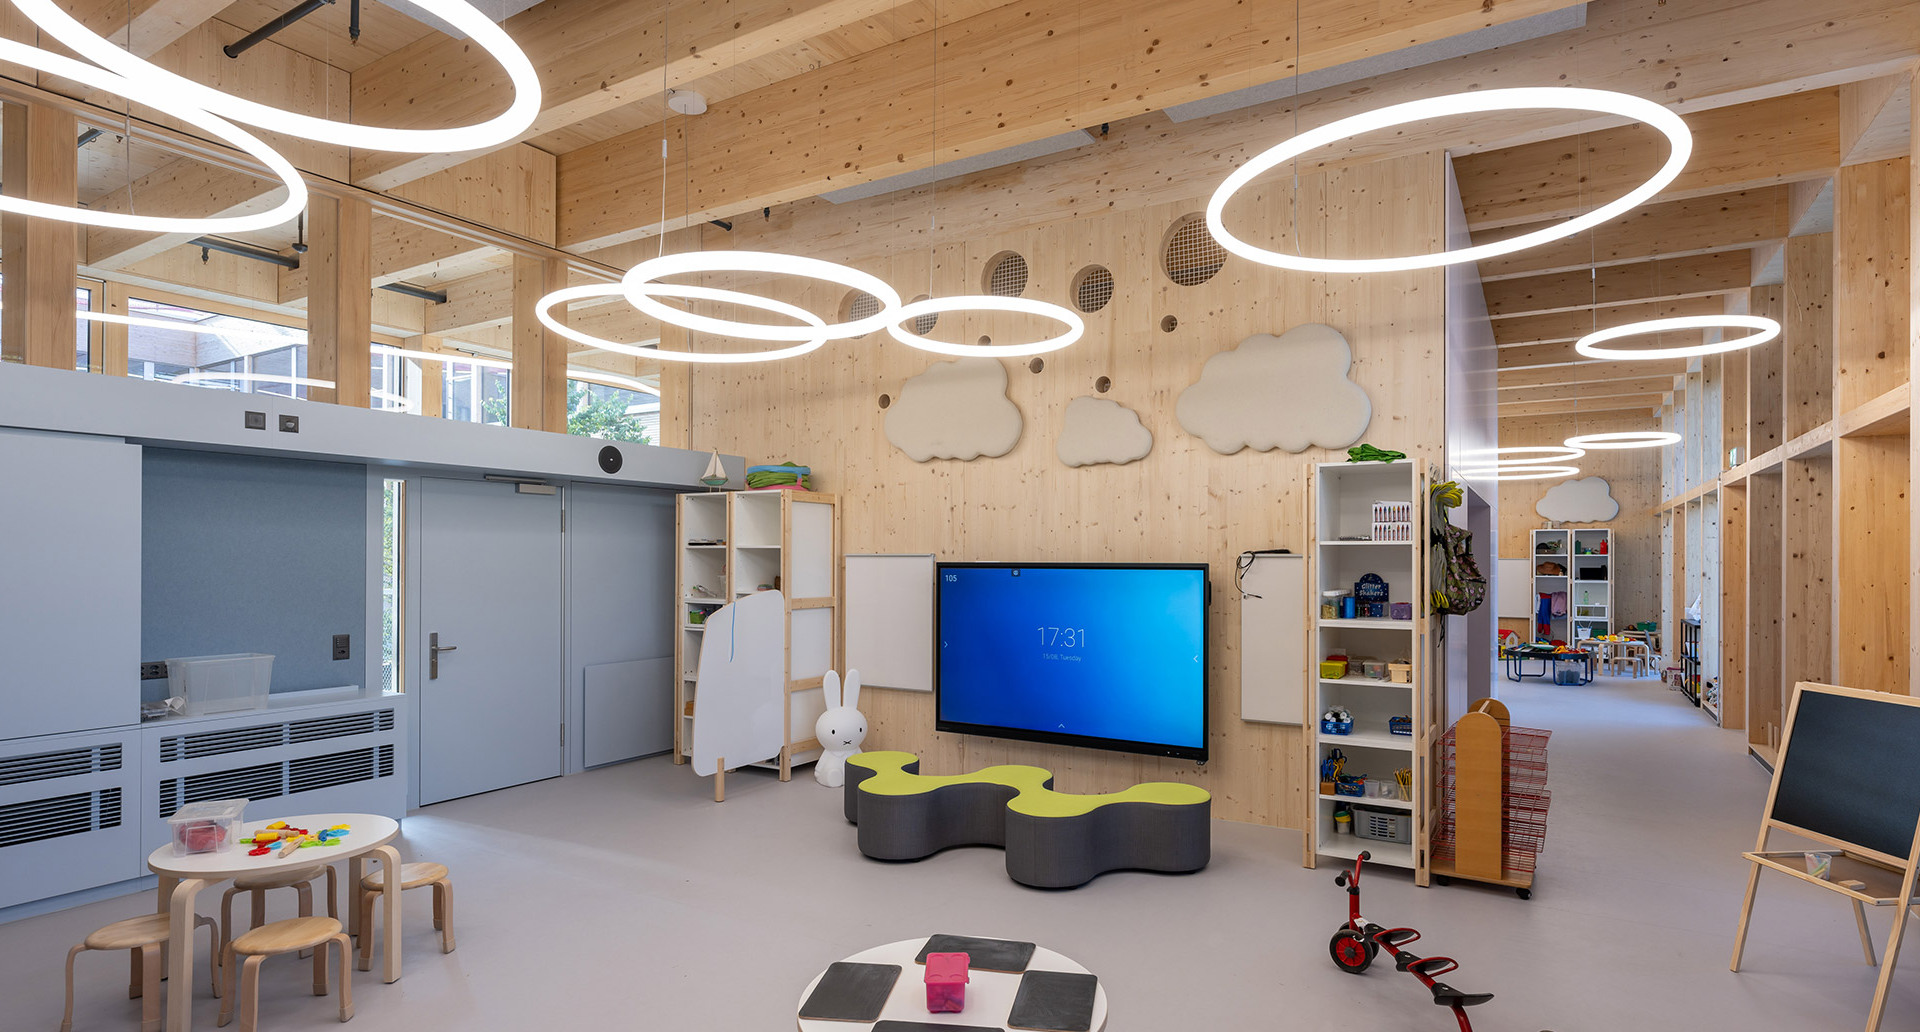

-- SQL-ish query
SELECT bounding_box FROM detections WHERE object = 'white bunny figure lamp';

[814,669,868,788]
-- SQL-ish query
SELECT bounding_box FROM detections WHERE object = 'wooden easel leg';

[779,746,791,783]
[1731,861,1763,971]
[1866,887,1917,1032]
[1854,901,1878,965]
[715,757,725,803]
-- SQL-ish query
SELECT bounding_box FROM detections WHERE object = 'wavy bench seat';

[844,751,1211,888]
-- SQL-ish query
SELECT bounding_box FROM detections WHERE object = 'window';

[568,379,658,444]
[441,360,511,425]
[125,297,310,397]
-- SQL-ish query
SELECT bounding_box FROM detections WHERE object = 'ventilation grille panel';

[162,708,397,761]
[159,762,283,817]
[290,710,395,743]
[1165,215,1227,286]
[0,788,121,848]
[290,746,395,794]
[0,743,122,786]
[846,291,882,324]
[1073,266,1115,313]
[985,253,1029,297]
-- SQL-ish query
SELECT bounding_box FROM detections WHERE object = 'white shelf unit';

[673,489,841,779]
[1529,528,1612,641]
[1303,460,1429,883]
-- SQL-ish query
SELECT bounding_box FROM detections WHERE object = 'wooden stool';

[62,912,219,1032]
[221,865,336,951]
[356,862,453,971]
[217,917,352,1031]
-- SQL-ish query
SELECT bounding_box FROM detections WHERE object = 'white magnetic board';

[1496,558,1533,619]
[844,553,935,692]
[1239,552,1306,725]
[691,590,788,775]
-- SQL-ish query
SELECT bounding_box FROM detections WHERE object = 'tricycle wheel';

[1329,929,1373,973]
[1517,888,1532,900]
[1435,875,1451,886]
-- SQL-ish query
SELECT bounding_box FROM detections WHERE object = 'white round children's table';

[796,936,1108,1031]
[146,813,402,1032]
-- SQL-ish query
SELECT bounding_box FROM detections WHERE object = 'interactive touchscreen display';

[934,563,1208,762]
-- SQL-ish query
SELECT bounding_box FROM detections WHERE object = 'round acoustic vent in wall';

[597,445,623,474]
[1071,264,1115,313]
[840,290,884,334]
[909,294,938,335]
[983,251,1029,297]
[1164,213,1227,287]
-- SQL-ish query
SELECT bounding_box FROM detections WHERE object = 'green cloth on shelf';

[1347,444,1406,463]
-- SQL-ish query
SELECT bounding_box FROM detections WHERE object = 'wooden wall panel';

[1720,483,1747,730]
[1833,157,1912,412]
[1747,286,1786,454]
[1783,234,1834,440]
[1835,435,1911,694]
[1496,411,1665,628]
[1721,351,1750,462]
[0,100,77,368]
[673,151,1448,830]
[1746,472,1784,751]
[1782,457,1833,692]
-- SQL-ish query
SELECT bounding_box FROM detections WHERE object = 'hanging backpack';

[1428,481,1487,616]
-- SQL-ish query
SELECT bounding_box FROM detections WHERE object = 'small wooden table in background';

[146,813,403,1032]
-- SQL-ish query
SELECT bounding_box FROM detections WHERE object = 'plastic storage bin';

[1352,805,1412,844]
[167,798,247,856]
[168,653,274,715]
[924,952,969,1013]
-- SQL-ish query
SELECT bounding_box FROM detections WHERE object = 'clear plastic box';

[168,653,274,715]
[167,798,248,856]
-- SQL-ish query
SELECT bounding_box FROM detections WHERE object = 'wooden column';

[0,101,77,369]
[510,255,567,433]
[1911,68,1920,698]
[1720,484,1747,729]
[1783,234,1834,440]
[1782,456,1833,690]
[307,193,372,407]
[407,335,444,419]
[1834,157,1911,412]
[1747,472,1785,754]
[94,281,129,376]
[1747,286,1786,454]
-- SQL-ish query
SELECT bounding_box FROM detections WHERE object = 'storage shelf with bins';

[1303,459,1428,882]
[1529,528,1612,642]
[674,488,841,780]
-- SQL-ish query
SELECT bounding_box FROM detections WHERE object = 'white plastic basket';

[168,653,274,715]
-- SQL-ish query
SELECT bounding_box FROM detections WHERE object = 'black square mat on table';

[914,934,1038,973]
[799,963,903,1022]
[871,1023,1006,1032]
[1006,970,1100,1032]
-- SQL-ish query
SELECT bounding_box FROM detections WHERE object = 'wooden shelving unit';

[675,489,842,779]
[1682,618,1703,709]
[1302,459,1431,885]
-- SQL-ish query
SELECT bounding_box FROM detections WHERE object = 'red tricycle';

[1327,850,1501,1032]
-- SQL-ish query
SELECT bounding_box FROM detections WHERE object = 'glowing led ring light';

[0,39,306,233]
[1574,315,1781,361]
[1563,430,1684,451]
[1206,88,1692,274]
[620,252,902,342]
[567,367,663,397]
[1464,445,1586,466]
[171,371,336,390]
[14,0,539,152]
[1457,464,1582,482]
[884,295,1085,357]
[536,283,830,364]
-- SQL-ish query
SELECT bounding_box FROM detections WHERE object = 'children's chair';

[62,911,220,1032]
[221,864,337,959]
[356,862,454,971]
[217,916,352,1031]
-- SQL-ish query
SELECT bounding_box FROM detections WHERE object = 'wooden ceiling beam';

[1481,251,1753,318]
[68,0,233,57]
[558,0,1918,252]
[1499,338,1708,370]
[278,221,492,305]
[1497,395,1665,418]
[556,0,1588,251]
[1453,89,1841,232]
[1492,295,1728,348]
[346,0,925,192]
[1839,74,1913,165]
[82,162,287,270]
[1496,376,1679,402]
[1498,361,1689,388]
[1474,186,1791,281]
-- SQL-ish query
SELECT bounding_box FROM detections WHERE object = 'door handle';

[430,632,458,680]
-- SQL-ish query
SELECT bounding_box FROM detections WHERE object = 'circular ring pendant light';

[0,39,307,234]
[1563,430,1684,451]
[535,282,831,364]
[1574,314,1781,361]
[567,367,663,397]
[14,0,541,153]
[1462,445,1586,466]
[620,252,903,342]
[1205,87,1693,274]
[170,371,335,390]
[1457,464,1582,482]
[885,295,1085,357]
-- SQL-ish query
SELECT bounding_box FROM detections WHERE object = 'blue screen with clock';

[935,563,1209,761]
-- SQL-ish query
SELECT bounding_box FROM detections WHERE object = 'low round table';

[147,812,404,1032]
[796,936,1108,1031]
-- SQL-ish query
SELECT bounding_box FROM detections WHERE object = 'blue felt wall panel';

[142,449,367,698]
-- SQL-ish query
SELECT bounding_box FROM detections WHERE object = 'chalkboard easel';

[1731,682,1920,1032]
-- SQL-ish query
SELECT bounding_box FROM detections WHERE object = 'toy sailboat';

[700,449,729,488]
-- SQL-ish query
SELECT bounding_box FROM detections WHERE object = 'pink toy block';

[924,952,970,1013]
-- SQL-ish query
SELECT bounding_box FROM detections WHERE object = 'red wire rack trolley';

[1430,698,1551,899]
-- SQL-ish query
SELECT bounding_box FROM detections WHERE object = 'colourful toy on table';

[924,953,970,1013]
[239,823,349,858]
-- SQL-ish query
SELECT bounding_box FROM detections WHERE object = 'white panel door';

[418,478,564,804]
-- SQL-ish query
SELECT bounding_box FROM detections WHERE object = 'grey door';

[418,477,564,804]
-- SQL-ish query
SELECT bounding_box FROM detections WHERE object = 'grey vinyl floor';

[5,672,1914,1031]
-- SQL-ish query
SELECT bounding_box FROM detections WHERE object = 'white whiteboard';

[691,590,788,775]
[1239,552,1306,725]
[1496,557,1534,619]
[844,553,935,692]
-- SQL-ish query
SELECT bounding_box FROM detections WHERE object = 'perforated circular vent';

[983,251,1029,297]
[909,294,938,334]
[841,290,884,332]
[1072,265,1114,313]
[1164,214,1226,286]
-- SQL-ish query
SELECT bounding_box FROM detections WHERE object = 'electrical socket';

[332,633,351,661]
[140,661,168,680]
[279,414,300,433]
